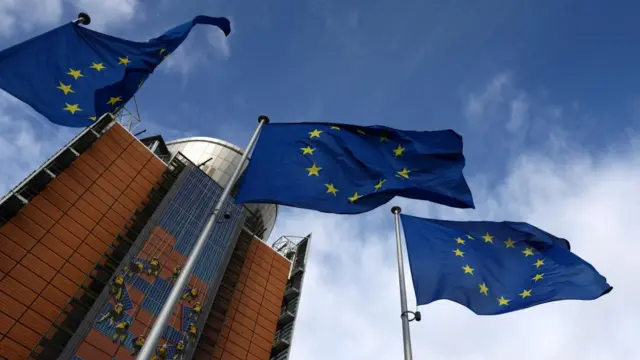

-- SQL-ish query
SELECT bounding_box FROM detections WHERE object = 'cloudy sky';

[1,1,639,359]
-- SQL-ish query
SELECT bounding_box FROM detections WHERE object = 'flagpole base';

[74,12,91,25]
[391,206,402,214]
[258,115,270,124]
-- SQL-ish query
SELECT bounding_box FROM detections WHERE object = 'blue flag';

[0,16,231,127]
[400,214,612,315]
[235,123,474,214]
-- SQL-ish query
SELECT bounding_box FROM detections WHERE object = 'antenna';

[115,95,143,132]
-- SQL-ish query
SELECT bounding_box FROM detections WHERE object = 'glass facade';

[166,137,278,241]
[156,168,245,285]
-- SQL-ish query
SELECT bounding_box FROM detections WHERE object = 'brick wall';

[211,239,291,360]
[0,124,166,360]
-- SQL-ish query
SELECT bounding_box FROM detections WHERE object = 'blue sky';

[4,1,638,187]
[1,1,638,174]
[1,1,639,359]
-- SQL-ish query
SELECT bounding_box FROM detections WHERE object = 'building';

[0,114,308,360]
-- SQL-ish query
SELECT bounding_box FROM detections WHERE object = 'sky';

[0,1,639,359]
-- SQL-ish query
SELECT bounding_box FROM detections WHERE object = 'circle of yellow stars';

[451,232,545,308]
[300,126,413,205]
[56,49,169,122]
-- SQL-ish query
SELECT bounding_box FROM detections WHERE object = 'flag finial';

[73,12,91,25]
[258,115,270,124]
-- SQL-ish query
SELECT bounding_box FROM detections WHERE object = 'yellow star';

[455,237,465,245]
[90,62,106,71]
[357,129,366,135]
[306,163,322,176]
[325,183,338,196]
[159,48,166,55]
[88,116,97,121]
[519,289,532,299]
[534,259,545,268]
[373,179,386,191]
[63,103,82,114]
[107,96,122,106]
[462,264,474,275]
[482,232,494,243]
[309,129,323,138]
[453,248,464,257]
[522,247,534,257]
[380,134,389,142]
[504,238,516,248]
[331,126,340,130]
[397,168,411,179]
[348,192,362,203]
[56,82,74,95]
[466,234,474,240]
[478,283,489,296]
[67,69,84,80]
[118,56,130,66]
[164,52,172,59]
[301,146,315,155]
[393,144,406,157]
[497,296,510,306]
[532,273,544,282]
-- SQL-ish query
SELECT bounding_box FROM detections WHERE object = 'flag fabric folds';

[235,122,474,214]
[0,16,231,127]
[400,214,612,315]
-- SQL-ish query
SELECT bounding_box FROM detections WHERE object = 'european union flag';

[400,214,612,315]
[0,16,231,127]
[235,123,474,214]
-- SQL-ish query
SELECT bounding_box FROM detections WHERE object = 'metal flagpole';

[137,115,270,360]
[391,206,420,360]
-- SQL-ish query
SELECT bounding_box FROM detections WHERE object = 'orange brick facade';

[0,123,166,359]
[211,239,291,360]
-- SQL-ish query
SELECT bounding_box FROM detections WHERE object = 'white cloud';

[0,0,63,37]
[507,93,529,132]
[161,44,202,77]
[463,72,549,136]
[207,26,231,58]
[68,0,138,31]
[464,72,511,122]
[0,0,139,37]
[0,91,75,194]
[273,137,639,360]
[160,25,231,76]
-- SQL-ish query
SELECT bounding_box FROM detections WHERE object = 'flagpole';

[73,12,91,25]
[391,206,414,360]
[137,115,270,360]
